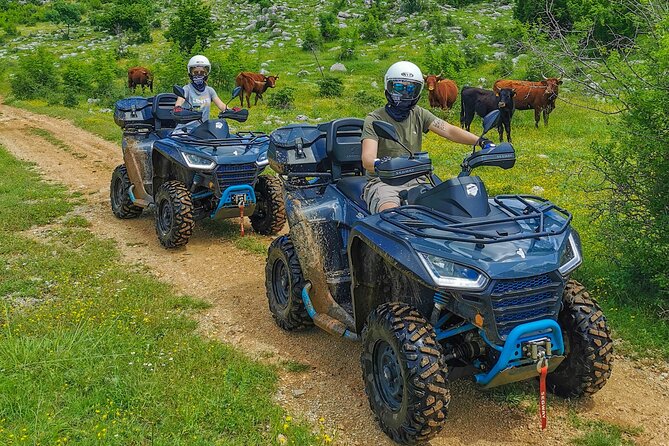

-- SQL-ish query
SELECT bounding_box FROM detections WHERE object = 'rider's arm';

[362,138,379,172]
[213,96,227,111]
[428,118,479,145]
[175,97,185,107]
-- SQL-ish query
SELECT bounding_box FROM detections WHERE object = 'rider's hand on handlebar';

[477,137,495,151]
[173,106,184,113]
[374,156,392,173]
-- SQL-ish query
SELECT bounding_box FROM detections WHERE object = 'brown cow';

[127,66,153,93]
[424,75,458,110]
[235,72,279,108]
[493,77,562,127]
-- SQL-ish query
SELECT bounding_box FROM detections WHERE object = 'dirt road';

[1,103,667,446]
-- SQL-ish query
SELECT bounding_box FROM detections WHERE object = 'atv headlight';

[182,153,216,170]
[558,233,582,276]
[256,151,269,167]
[418,253,489,289]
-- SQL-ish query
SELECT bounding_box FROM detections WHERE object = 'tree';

[94,0,153,44]
[46,1,82,38]
[164,0,217,53]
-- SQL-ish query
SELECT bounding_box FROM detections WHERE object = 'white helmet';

[187,55,211,76]
[384,61,424,103]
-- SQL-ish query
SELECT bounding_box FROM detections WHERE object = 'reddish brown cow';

[235,72,279,108]
[424,75,458,110]
[127,66,153,93]
[493,77,562,127]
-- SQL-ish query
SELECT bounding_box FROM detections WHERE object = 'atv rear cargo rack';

[379,195,572,244]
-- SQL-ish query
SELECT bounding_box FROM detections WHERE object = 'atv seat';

[337,176,368,211]
[152,93,178,130]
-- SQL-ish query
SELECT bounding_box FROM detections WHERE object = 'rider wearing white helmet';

[361,61,493,213]
[174,55,228,120]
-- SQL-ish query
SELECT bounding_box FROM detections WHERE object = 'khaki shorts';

[362,177,428,214]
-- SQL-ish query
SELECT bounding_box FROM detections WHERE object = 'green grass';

[281,360,312,373]
[569,412,642,446]
[0,146,317,445]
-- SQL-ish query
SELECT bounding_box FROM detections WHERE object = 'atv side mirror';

[372,121,400,143]
[481,110,501,136]
[173,85,186,99]
[230,86,242,101]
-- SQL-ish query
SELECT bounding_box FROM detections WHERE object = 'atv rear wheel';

[110,164,143,219]
[154,180,194,248]
[265,235,313,331]
[251,175,286,235]
[361,303,449,445]
[547,279,613,397]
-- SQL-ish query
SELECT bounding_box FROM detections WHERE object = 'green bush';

[63,91,78,107]
[427,13,455,43]
[401,0,432,14]
[318,12,339,42]
[490,20,529,55]
[317,77,343,97]
[154,44,189,92]
[268,87,295,109]
[338,28,358,61]
[353,89,384,108]
[93,0,153,44]
[423,44,467,79]
[301,26,321,51]
[360,11,382,42]
[208,43,254,94]
[10,47,60,100]
[61,59,93,95]
[165,0,217,53]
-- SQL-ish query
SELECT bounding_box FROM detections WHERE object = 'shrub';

[360,11,382,42]
[46,0,82,39]
[63,91,78,107]
[93,0,153,44]
[353,89,384,108]
[268,87,295,109]
[462,41,485,67]
[423,44,467,79]
[317,77,343,97]
[208,43,255,94]
[10,47,60,100]
[165,0,217,53]
[301,26,321,51]
[318,12,339,42]
[490,20,529,55]
[153,44,189,92]
[61,59,93,95]
[338,28,358,61]
[90,51,119,98]
[401,0,432,14]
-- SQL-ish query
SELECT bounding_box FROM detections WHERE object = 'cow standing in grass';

[424,74,458,110]
[493,77,562,128]
[127,67,153,93]
[234,72,279,108]
[460,86,516,142]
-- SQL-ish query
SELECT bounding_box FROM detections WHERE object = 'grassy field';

[0,147,320,444]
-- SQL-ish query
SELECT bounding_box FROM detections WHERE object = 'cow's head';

[265,75,279,88]
[496,88,515,109]
[542,76,563,100]
[423,73,443,91]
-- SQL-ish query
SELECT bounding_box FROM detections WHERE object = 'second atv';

[264,112,613,444]
[110,86,285,248]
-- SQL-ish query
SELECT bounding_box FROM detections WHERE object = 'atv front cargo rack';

[379,195,572,244]
[170,132,268,147]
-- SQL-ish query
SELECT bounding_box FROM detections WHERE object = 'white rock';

[531,186,545,195]
[394,16,408,24]
[371,81,379,88]
[296,115,309,121]
[259,68,270,75]
[330,63,346,72]
[338,23,347,29]
[297,70,310,77]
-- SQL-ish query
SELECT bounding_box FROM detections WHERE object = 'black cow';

[460,86,516,143]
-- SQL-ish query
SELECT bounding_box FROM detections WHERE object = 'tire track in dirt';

[1,103,668,445]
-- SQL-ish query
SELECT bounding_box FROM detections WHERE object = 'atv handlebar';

[171,109,203,123]
[218,108,249,123]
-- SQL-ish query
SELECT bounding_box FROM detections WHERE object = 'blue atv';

[110,86,285,248]
[264,112,613,444]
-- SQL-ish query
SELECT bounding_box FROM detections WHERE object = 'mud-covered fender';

[151,139,191,192]
[348,221,436,332]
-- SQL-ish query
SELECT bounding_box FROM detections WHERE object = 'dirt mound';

[1,102,667,445]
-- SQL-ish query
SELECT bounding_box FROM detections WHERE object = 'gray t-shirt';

[362,106,437,159]
[183,84,218,121]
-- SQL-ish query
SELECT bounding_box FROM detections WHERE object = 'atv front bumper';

[476,318,565,388]
[210,184,257,219]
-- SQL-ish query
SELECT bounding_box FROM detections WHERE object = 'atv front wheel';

[265,235,313,331]
[110,164,143,219]
[547,279,613,397]
[251,175,286,235]
[154,180,194,248]
[361,303,449,445]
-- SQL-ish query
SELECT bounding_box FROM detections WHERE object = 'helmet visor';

[189,66,210,76]
[387,80,422,100]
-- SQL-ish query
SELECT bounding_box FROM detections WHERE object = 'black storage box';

[268,124,327,175]
[114,97,154,129]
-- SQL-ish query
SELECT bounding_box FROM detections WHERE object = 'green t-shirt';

[361,106,438,158]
